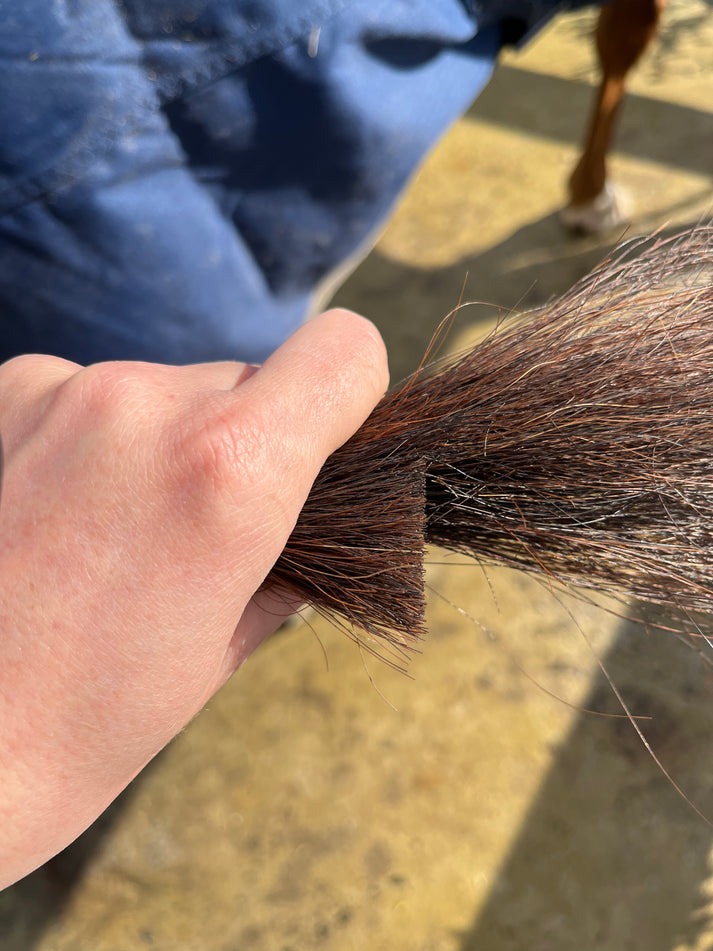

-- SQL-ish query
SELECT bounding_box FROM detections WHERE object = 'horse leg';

[561,0,665,233]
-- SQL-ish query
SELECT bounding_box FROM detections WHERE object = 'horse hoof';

[560,183,633,235]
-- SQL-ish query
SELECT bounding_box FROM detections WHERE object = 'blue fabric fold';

[0,0,587,365]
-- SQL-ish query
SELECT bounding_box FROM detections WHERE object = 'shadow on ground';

[333,204,711,382]
[458,608,713,951]
[468,64,713,179]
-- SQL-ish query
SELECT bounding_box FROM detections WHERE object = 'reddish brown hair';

[269,226,713,662]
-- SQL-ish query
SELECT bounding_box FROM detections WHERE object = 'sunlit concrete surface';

[2,3,712,949]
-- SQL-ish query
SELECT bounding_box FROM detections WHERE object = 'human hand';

[0,309,387,887]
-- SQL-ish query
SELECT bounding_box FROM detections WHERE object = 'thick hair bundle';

[269,226,713,658]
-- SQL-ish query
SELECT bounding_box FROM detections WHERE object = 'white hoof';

[560,183,633,235]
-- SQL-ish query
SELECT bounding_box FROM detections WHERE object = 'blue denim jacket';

[0,0,580,365]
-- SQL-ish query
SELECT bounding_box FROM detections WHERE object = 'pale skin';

[0,309,388,888]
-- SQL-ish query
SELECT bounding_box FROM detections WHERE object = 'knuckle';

[0,353,43,384]
[0,357,147,452]
[171,397,278,500]
[166,397,299,545]
[0,354,70,399]
[73,364,134,415]
[57,364,150,433]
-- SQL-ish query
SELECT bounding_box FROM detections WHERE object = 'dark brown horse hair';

[268,225,713,663]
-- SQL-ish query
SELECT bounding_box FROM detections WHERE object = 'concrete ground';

[2,3,712,949]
